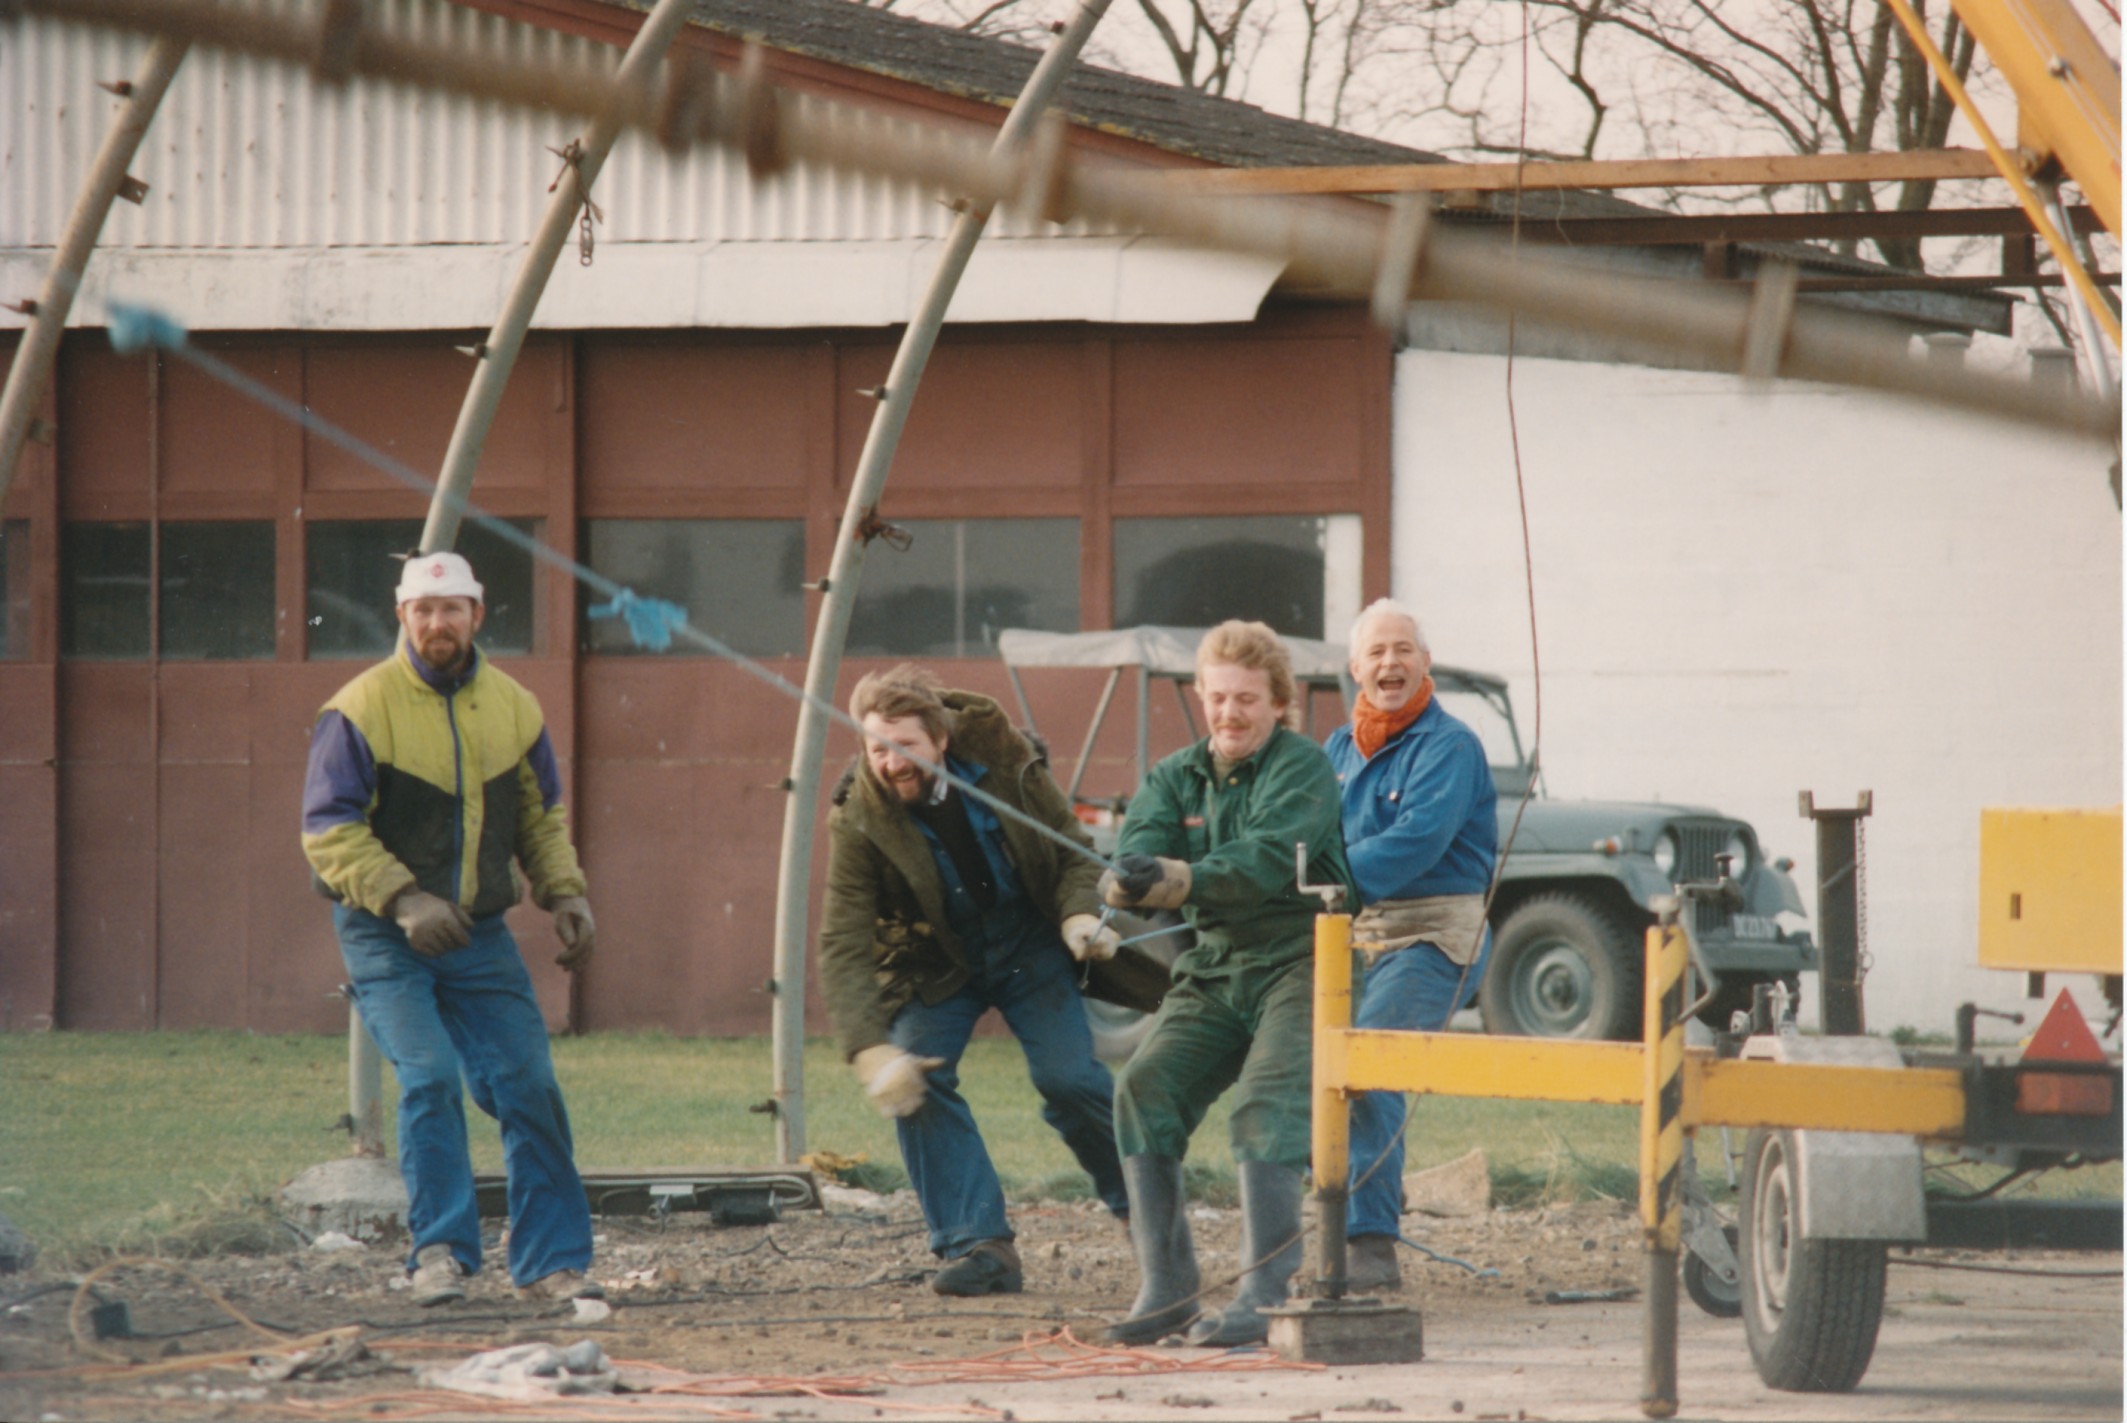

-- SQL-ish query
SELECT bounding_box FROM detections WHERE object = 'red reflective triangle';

[2023,988,2108,1064]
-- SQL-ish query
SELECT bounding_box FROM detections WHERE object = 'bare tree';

[1378,0,1989,267]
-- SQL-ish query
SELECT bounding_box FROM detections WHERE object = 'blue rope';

[100,300,1112,871]
[585,589,689,652]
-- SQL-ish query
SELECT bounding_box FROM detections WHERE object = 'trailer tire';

[1739,1129,1886,1392]
[1684,1225,1743,1318]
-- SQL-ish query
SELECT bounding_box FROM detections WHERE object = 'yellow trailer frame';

[1307,908,1969,1419]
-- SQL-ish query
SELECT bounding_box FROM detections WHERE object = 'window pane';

[62,522,150,659]
[1114,515,1328,639]
[160,522,275,660]
[582,520,805,658]
[0,521,27,661]
[307,519,538,659]
[847,518,1078,659]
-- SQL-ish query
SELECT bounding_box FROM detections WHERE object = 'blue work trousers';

[888,906,1127,1258]
[1347,931,1492,1240]
[335,904,592,1286]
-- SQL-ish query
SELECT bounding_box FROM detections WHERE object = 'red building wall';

[0,306,1389,1034]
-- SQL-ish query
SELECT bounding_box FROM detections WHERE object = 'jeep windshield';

[1432,668,1536,800]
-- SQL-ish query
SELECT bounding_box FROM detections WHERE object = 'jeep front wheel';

[1479,892,1644,1040]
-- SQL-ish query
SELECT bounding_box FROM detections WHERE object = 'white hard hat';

[396,551,484,605]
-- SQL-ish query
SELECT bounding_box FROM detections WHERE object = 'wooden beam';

[1166,149,2006,195]
[1495,204,2103,247]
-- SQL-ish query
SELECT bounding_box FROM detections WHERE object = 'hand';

[1098,854,1192,911]
[393,889,472,957]
[550,896,596,971]
[1060,912,1120,963]
[852,1044,945,1119]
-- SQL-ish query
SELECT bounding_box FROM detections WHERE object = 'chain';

[545,139,602,267]
[1855,815,1871,981]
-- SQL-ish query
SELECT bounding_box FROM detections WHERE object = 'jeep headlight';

[1651,830,1678,877]
[1721,830,1751,878]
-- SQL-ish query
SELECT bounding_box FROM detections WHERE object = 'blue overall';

[335,904,592,1285]
[889,765,1128,1258]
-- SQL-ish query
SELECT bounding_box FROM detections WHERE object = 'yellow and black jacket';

[301,640,585,920]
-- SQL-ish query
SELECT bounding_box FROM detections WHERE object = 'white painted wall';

[1394,348,2122,1033]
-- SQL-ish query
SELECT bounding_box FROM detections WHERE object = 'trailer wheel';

[1739,1129,1886,1392]
[1683,1225,1743,1318]
[1479,893,1643,1040]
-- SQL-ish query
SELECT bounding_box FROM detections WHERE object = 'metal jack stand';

[1265,847,1427,1366]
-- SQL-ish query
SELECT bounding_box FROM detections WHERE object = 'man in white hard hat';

[301,550,601,1307]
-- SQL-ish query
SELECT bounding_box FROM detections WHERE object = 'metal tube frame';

[26,0,2119,439]
[417,0,696,555]
[764,0,1113,1162]
[0,34,189,507]
[343,0,698,1163]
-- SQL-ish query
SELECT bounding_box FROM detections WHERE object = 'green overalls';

[1111,725,1355,1170]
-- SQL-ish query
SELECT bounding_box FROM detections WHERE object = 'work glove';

[393,888,472,958]
[852,1044,945,1120]
[1060,912,1121,963]
[550,896,596,972]
[1099,854,1192,911]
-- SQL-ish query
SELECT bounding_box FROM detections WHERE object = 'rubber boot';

[1104,1155,1201,1345]
[1186,1160,1304,1348]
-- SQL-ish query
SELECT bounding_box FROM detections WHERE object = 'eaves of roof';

[590,0,2012,331]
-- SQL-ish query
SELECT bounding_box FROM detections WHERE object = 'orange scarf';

[1351,676,1434,760]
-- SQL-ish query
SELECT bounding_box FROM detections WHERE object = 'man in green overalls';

[1099,621,1355,1347]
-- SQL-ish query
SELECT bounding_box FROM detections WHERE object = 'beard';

[415,632,468,674]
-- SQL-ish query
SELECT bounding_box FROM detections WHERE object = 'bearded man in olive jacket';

[819,664,1132,1298]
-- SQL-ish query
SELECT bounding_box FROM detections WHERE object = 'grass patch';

[4,1031,2115,1264]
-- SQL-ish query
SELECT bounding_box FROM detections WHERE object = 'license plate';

[1729,913,1778,940]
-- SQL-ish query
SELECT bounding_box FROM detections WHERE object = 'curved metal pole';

[345,0,696,1158]
[418,0,694,554]
[767,0,1113,1163]
[0,34,189,507]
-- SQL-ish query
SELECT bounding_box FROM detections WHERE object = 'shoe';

[1186,1161,1305,1348]
[932,1239,1024,1297]
[518,1269,606,1302]
[1346,1234,1403,1293]
[1104,1155,1201,1345]
[409,1243,468,1307]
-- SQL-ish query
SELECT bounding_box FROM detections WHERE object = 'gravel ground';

[1,1187,2116,1423]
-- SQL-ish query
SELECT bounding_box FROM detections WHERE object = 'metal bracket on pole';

[763,0,1114,1165]
[0,35,190,508]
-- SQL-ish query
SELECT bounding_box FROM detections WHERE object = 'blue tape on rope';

[586,589,688,652]
[107,302,190,355]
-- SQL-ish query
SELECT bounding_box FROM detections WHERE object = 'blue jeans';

[888,906,1127,1258]
[1347,930,1492,1240]
[335,904,591,1286]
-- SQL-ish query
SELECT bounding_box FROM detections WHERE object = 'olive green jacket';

[817,692,1104,1060]
[1115,724,1356,982]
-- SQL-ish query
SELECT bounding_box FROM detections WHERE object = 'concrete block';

[1265,1299,1424,1365]
[279,1156,409,1244]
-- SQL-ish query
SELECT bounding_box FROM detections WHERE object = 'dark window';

[1114,515,1329,639]
[61,522,150,659]
[160,522,275,661]
[307,519,538,659]
[581,519,806,658]
[0,521,27,660]
[847,518,1078,658]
